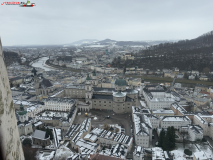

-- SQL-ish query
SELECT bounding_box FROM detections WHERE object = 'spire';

[92,70,96,76]
[20,103,24,111]
[119,73,123,79]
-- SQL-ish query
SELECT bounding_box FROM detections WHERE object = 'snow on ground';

[94,117,98,120]
[37,151,55,160]
[54,146,74,160]
[196,144,213,158]
[170,150,186,160]
[175,143,199,153]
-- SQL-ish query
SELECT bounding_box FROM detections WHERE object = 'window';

[104,101,106,103]
[94,101,96,102]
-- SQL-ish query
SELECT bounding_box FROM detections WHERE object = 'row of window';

[94,101,112,103]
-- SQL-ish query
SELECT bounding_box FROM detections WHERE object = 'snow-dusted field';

[175,143,213,159]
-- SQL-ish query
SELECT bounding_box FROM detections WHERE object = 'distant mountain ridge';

[65,39,99,46]
[66,38,179,47]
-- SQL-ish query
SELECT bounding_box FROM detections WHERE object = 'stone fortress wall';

[0,38,24,160]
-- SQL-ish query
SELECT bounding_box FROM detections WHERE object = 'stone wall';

[0,38,24,159]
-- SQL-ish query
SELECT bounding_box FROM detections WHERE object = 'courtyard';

[73,109,134,136]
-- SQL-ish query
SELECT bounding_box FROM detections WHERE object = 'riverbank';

[31,57,55,71]
[45,59,81,72]
[125,75,213,86]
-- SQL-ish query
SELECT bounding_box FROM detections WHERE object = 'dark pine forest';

[112,31,213,72]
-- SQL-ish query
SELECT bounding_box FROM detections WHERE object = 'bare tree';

[115,127,119,133]
[103,124,110,130]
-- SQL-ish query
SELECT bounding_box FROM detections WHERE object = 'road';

[152,129,159,147]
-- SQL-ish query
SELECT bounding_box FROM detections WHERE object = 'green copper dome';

[18,103,27,115]
[115,78,127,86]
[86,74,91,80]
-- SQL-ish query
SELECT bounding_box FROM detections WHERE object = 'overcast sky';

[0,0,213,46]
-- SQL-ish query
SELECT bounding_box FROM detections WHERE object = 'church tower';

[92,70,98,86]
[32,68,39,95]
[140,78,145,95]
[85,74,93,105]
[18,103,28,122]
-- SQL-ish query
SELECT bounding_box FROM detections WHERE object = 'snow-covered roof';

[133,114,152,136]
[43,97,76,104]
[153,109,174,114]
[113,91,127,97]
[133,146,144,157]
[152,147,165,160]
[132,106,150,114]
[90,128,133,147]
[161,116,191,122]
[75,138,99,151]
[80,118,91,133]
[65,124,81,139]
[84,133,98,142]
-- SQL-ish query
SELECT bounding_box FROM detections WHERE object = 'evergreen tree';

[162,130,170,150]
[169,126,176,149]
[158,128,165,147]
[162,127,176,151]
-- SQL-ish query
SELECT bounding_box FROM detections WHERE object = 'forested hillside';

[112,31,213,72]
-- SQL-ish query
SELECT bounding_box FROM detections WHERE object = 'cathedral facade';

[64,72,139,114]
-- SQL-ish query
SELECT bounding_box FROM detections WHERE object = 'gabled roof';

[39,78,53,88]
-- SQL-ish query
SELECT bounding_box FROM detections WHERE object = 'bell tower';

[140,78,145,95]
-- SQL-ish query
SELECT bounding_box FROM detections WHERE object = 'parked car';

[121,128,125,134]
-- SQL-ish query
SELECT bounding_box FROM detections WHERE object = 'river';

[31,57,56,71]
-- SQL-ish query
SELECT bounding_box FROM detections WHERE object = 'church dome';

[86,74,91,80]
[115,78,127,86]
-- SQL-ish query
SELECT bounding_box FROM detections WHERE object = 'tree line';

[158,127,176,151]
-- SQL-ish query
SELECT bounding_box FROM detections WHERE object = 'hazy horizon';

[1,0,213,46]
